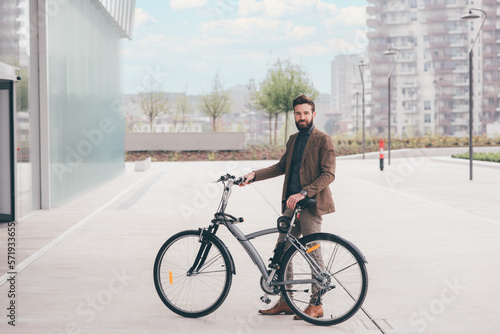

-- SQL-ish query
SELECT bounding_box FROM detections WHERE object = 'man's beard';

[296,119,313,131]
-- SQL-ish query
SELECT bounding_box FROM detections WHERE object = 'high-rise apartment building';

[366,0,498,137]
[480,0,499,134]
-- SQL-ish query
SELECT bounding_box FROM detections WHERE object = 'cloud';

[288,43,330,57]
[238,0,337,18]
[134,8,157,28]
[323,6,367,27]
[189,36,240,48]
[137,34,169,46]
[170,0,208,10]
[131,33,240,59]
[288,25,316,41]
[202,17,292,38]
[315,0,337,15]
[126,34,186,58]
[326,37,365,53]
[238,0,263,16]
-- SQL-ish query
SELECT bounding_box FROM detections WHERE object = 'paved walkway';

[1,151,500,333]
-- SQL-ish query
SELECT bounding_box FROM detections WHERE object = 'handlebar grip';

[233,176,245,185]
[217,174,254,185]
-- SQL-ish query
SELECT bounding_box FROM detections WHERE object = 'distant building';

[330,54,368,135]
[0,0,135,222]
[331,54,363,119]
[366,0,499,137]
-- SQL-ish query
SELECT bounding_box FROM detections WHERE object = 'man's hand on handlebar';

[239,172,255,187]
[286,193,305,210]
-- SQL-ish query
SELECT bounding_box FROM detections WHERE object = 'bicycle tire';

[153,230,233,318]
[279,233,368,326]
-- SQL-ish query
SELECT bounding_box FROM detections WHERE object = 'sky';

[121,0,368,96]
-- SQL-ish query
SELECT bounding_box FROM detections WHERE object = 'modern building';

[331,54,364,120]
[0,0,135,223]
[330,53,373,136]
[366,0,499,138]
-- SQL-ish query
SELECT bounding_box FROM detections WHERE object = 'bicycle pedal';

[260,295,271,304]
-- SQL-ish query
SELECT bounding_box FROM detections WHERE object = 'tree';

[201,73,232,132]
[136,80,169,133]
[253,59,318,145]
[253,80,280,145]
[174,93,190,131]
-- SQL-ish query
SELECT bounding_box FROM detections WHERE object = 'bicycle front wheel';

[153,230,233,318]
[280,233,368,326]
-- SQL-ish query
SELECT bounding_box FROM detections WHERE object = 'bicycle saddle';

[297,197,316,208]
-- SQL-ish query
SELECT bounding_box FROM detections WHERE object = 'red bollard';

[379,139,384,171]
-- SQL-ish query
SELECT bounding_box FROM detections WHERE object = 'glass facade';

[0,0,133,216]
[47,0,125,206]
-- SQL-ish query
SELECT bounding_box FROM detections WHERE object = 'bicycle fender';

[298,233,368,264]
[209,234,237,275]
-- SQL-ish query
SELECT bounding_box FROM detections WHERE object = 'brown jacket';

[254,127,336,216]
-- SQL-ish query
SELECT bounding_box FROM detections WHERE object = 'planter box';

[125,132,247,151]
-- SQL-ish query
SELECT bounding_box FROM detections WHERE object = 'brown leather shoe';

[293,304,324,320]
[258,300,294,315]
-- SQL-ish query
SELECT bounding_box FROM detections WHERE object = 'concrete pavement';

[1,149,500,333]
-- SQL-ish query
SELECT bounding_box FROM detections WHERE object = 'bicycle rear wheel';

[279,233,368,326]
[153,230,232,318]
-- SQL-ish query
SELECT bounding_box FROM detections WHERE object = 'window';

[424,101,431,110]
[425,114,431,123]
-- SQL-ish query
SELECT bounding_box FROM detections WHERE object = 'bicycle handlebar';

[215,174,253,186]
[216,173,250,186]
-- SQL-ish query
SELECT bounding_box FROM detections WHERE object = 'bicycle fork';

[187,227,215,276]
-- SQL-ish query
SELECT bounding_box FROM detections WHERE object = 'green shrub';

[451,152,500,163]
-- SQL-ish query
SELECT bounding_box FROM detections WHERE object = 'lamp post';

[461,8,487,181]
[383,47,400,166]
[354,92,360,134]
[358,61,367,159]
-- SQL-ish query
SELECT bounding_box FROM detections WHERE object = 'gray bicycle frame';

[216,177,323,286]
[222,212,322,286]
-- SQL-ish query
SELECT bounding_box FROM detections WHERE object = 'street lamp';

[383,47,400,166]
[461,8,487,181]
[354,92,360,134]
[358,61,367,159]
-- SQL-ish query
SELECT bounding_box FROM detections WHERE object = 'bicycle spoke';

[197,253,223,273]
[331,262,358,276]
[279,234,368,326]
[153,232,232,317]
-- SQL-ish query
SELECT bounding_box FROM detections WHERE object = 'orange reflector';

[307,244,320,253]
[169,271,173,285]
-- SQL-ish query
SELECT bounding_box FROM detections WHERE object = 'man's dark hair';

[293,95,315,112]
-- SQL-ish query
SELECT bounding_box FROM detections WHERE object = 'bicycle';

[153,174,368,326]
